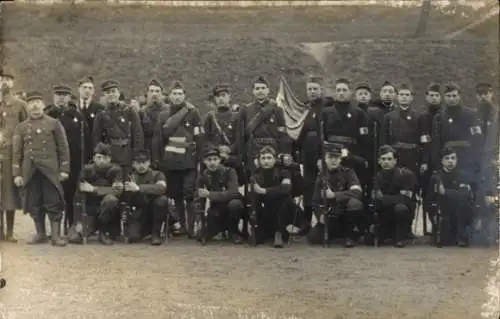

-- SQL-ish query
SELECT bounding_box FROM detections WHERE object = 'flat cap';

[323,142,343,155]
[78,76,94,86]
[52,84,72,95]
[253,75,269,87]
[25,91,44,103]
[132,150,150,162]
[169,80,185,92]
[101,80,120,91]
[335,78,350,86]
[378,144,396,157]
[203,146,220,158]
[147,78,163,89]
[380,81,396,90]
[1,69,14,79]
[94,142,111,157]
[398,83,413,92]
[426,82,441,93]
[443,82,460,93]
[212,83,231,97]
[259,145,277,156]
[307,75,324,85]
[355,82,372,92]
[440,146,456,159]
[475,82,492,93]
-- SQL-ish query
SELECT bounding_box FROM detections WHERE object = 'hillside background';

[1,2,498,112]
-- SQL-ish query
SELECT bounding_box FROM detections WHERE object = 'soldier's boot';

[232,233,243,245]
[186,201,196,239]
[28,218,48,244]
[151,222,162,246]
[343,238,356,248]
[50,220,67,247]
[5,210,18,243]
[99,232,113,245]
[273,232,284,248]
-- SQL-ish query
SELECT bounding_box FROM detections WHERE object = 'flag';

[276,75,309,141]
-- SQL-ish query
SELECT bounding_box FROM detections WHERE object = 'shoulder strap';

[210,112,231,145]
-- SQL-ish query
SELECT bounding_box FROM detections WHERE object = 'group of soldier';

[0,69,498,249]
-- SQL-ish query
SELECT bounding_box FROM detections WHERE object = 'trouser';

[127,194,169,242]
[437,200,473,246]
[62,176,78,228]
[196,198,244,239]
[164,169,196,227]
[25,170,64,223]
[253,197,293,244]
[308,197,364,244]
[378,202,414,243]
[302,162,318,227]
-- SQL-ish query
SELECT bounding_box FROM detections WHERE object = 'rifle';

[316,105,331,248]
[194,170,210,245]
[74,118,89,244]
[430,174,443,248]
[119,120,133,244]
[0,156,4,241]
[368,121,380,247]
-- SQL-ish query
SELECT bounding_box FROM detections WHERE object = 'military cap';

[426,82,441,93]
[212,83,231,97]
[147,78,163,90]
[1,70,14,79]
[378,144,397,157]
[307,75,324,85]
[475,82,492,93]
[169,80,185,92]
[443,82,460,93]
[398,83,413,93]
[355,82,372,92]
[78,76,94,86]
[94,142,111,156]
[323,142,343,156]
[52,84,72,95]
[132,150,150,162]
[203,146,220,158]
[380,81,396,90]
[101,80,120,91]
[440,146,456,159]
[259,145,277,156]
[335,78,350,86]
[253,75,269,87]
[25,91,44,103]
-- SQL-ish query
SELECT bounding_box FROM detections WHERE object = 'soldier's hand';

[125,181,140,192]
[317,159,322,171]
[485,196,496,205]
[112,182,124,192]
[14,176,24,187]
[420,164,428,174]
[253,183,266,195]
[59,172,69,181]
[325,188,335,199]
[438,183,446,195]
[375,190,384,199]
[79,182,95,193]
[282,154,293,166]
[198,188,210,198]
[253,158,259,168]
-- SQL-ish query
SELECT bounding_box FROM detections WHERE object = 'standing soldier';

[354,82,373,112]
[152,81,203,236]
[45,85,88,232]
[143,79,168,156]
[203,84,240,176]
[12,92,70,246]
[367,81,398,145]
[77,76,104,163]
[0,70,28,242]
[295,75,332,234]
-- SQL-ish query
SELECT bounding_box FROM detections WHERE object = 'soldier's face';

[94,154,111,167]
[380,86,396,102]
[79,82,95,100]
[379,152,397,170]
[259,153,276,169]
[27,99,45,118]
[441,153,457,171]
[2,77,14,89]
[355,89,371,104]
[324,153,342,170]
[104,88,120,104]
[425,91,441,105]
[53,93,71,107]
[334,84,352,102]
[306,82,322,101]
[444,90,461,106]
[397,89,413,107]
[130,99,140,110]
[133,160,150,174]
[214,92,231,107]
[169,89,185,105]
[204,155,221,171]
[147,85,162,102]
[476,91,493,103]
[253,83,269,100]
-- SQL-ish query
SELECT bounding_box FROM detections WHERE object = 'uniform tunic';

[0,94,27,210]
[143,101,168,156]
[78,99,105,163]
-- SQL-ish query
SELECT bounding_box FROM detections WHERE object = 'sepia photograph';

[0,0,498,318]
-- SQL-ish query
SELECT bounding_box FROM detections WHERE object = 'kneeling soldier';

[69,143,122,245]
[307,142,364,248]
[194,147,244,244]
[425,147,473,247]
[114,150,168,245]
[372,145,418,247]
[248,145,293,248]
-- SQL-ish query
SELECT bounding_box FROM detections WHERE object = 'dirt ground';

[0,212,497,319]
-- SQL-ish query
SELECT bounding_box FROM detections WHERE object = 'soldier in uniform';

[425,147,474,247]
[12,92,70,246]
[142,79,168,156]
[366,81,398,142]
[431,82,482,182]
[152,81,203,236]
[69,143,122,245]
[307,142,364,247]
[0,70,28,242]
[354,82,373,112]
[112,150,168,245]
[45,85,88,232]
[249,145,293,248]
[371,145,418,247]
[294,75,333,234]
[194,147,244,244]
[76,76,105,163]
